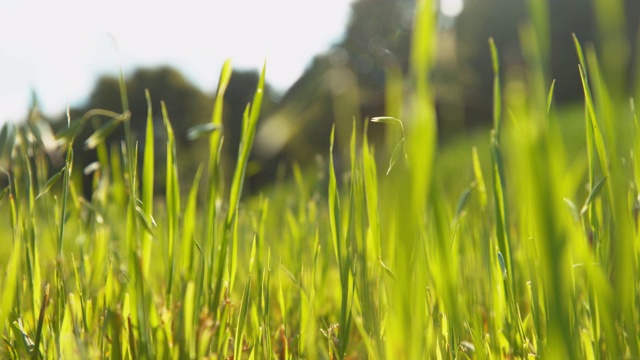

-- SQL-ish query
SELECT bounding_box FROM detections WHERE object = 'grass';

[0,0,639,358]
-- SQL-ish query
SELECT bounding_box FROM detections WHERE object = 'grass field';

[1,0,639,358]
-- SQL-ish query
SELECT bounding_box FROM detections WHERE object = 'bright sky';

[0,0,462,125]
[441,0,463,18]
[0,1,356,124]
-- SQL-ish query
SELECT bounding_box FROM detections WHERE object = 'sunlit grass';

[0,0,639,358]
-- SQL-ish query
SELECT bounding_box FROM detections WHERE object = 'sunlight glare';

[441,0,463,17]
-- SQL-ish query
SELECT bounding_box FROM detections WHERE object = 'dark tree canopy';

[52,66,277,194]
[41,0,640,193]
[254,0,415,173]
[455,0,640,127]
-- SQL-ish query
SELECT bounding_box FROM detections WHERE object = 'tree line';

[33,0,638,193]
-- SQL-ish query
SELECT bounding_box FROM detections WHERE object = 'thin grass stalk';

[361,123,383,358]
[141,89,154,277]
[161,101,180,309]
[17,127,41,320]
[585,46,638,357]
[181,165,202,276]
[386,0,437,357]
[206,60,233,306]
[211,62,265,319]
[112,54,155,358]
[488,38,513,288]
[233,238,255,360]
[575,35,628,358]
[0,188,21,336]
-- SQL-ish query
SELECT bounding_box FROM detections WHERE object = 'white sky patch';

[441,0,463,18]
[0,1,353,124]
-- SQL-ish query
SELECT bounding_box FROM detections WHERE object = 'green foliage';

[1,0,640,358]
[254,0,413,168]
[455,0,639,128]
[49,66,277,198]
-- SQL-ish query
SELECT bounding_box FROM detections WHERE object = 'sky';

[0,0,463,124]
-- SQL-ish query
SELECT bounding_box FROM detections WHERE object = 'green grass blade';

[84,114,128,150]
[211,62,266,317]
[142,89,155,276]
[328,125,341,268]
[162,101,180,306]
[580,176,607,215]
[489,38,502,134]
[471,147,487,209]
[0,229,21,335]
[181,281,196,359]
[181,165,203,276]
[205,60,232,284]
[187,123,222,141]
[578,64,609,174]
[35,166,65,201]
[547,79,556,115]
[234,239,255,360]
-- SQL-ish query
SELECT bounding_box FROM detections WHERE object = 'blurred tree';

[44,0,640,195]
[254,0,415,184]
[252,0,640,187]
[341,0,414,86]
[454,0,526,127]
[455,0,639,127]
[51,66,277,195]
[83,67,211,145]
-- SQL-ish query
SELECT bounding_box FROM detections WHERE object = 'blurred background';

[1,0,638,193]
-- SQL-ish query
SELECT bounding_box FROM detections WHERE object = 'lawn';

[0,0,639,358]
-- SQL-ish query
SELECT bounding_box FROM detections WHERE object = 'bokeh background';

[1,0,638,193]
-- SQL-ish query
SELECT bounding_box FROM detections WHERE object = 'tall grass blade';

[162,101,180,305]
[206,60,233,308]
[141,89,154,276]
[211,62,266,316]
[35,166,65,201]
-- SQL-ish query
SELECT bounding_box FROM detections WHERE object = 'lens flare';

[441,0,463,17]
